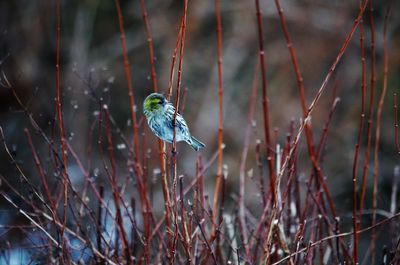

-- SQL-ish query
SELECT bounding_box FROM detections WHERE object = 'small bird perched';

[143,93,205,151]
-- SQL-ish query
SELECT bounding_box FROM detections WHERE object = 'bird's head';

[143,93,167,116]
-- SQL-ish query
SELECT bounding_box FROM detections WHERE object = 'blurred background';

[0,0,399,263]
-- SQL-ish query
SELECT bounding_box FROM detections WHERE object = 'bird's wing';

[165,104,189,135]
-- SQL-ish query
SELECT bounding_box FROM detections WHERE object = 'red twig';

[359,0,377,217]
[97,185,105,263]
[179,176,192,263]
[167,18,183,100]
[139,0,158,92]
[315,97,341,160]
[191,204,218,265]
[357,1,375,262]
[370,8,390,264]
[161,19,185,260]
[256,141,267,207]
[215,174,227,264]
[250,197,271,263]
[171,1,188,262]
[352,2,367,262]
[211,0,225,243]
[254,0,276,206]
[113,0,140,164]
[54,0,69,257]
[24,129,57,216]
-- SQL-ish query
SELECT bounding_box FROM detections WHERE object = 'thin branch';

[54,0,69,253]
[211,0,225,243]
[370,7,390,264]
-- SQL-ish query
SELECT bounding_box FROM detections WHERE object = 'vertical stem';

[55,0,69,260]
[113,0,140,164]
[216,174,226,263]
[371,9,390,264]
[130,197,137,256]
[103,108,132,264]
[171,1,188,262]
[359,0,376,215]
[97,185,105,264]
[24,129,57,215]
[211,0,225,241]
[179,176,192,263]
[352,0,368,262]
[167,19,183,100]
[139,0,158,92]
[254,0,276,206]
[357,1,375,263]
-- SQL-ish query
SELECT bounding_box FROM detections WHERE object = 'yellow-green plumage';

[144,97,163,112]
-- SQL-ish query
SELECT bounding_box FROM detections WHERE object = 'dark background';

[0,0,399,263]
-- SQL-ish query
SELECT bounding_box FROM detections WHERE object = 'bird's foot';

[171,149,178,156]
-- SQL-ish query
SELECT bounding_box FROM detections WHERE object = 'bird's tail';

[187,136,205,151]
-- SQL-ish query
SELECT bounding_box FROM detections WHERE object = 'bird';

[143,93,205,151]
